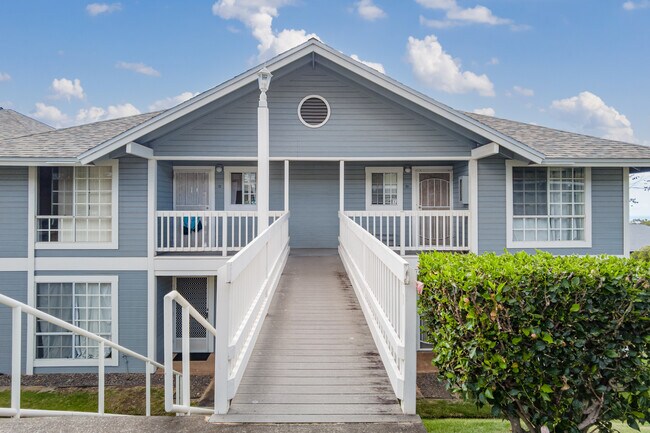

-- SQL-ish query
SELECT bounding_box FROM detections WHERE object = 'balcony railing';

[344,210,471,254]
[155,211,284,254]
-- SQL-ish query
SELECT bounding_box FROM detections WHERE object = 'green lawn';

[418,399,649,433]
[0,387,168,416]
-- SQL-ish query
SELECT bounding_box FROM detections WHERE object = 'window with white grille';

[365,167,403,210]
[37,162,117,247]
[225,166,257,210]
[34,276,118,367]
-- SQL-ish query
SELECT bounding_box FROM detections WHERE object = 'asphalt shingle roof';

[465,112,650,160]
[0,108,54,140]
[0,111,161,158]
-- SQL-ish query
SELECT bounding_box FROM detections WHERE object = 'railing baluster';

[11,306,21,419]
[98,340,105,415]
[146,362,151,417]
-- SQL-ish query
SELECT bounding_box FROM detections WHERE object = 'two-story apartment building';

[1,39,649,379]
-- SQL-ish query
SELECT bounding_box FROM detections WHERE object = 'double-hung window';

[34,276,118,367]
[36,162,118,248]
[365,167,403,210]
[507,164,591,248]
[224,167,257,210]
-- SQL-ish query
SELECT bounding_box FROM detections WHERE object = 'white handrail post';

[163,295,174,413]
[145,362,151,417]
[214,264,231,414]
[11,306,21,418]
[181,306,190,411]
[401,265,417,414]
[399,211,405,256]
[257,69,271,234]
[98,340,105,415]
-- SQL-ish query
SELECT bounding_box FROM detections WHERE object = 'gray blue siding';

[0,167,28,258]
[477,156,625,255]
[150,63,474,159]
[0,272,28,374]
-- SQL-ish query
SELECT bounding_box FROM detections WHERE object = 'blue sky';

[1,0,650,216]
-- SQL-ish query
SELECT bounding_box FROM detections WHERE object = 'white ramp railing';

[214,211,290,414]
[338,212,417,414]
[0,293,179,418]
[163,291,216,415]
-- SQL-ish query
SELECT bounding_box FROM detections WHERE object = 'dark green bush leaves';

[418,251,650,433]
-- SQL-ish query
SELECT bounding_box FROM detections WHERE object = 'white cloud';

[51,78,85,100]
[116,61,161,77]
[406,35,495,96]
[550,91,637,143]
[512,85,534,97]
[32,102,68,127]
[76,103,140,124]
[355,0,386,21]
[148,91,199,111]
[623,1,650,10]
[417,0,520,29]
[86,3,122,16]
[350,54,385,74]
[473,107,495,116]
[212,0,320,60]
[0,72,10,82]
[486,57,499,66]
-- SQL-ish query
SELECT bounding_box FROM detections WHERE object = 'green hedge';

[632,246,650,262]
[418,251,650,433]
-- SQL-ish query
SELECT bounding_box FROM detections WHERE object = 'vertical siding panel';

[0,167,28,257]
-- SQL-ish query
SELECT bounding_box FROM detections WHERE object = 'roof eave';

[0,157,80,166]
[539,158,650,167]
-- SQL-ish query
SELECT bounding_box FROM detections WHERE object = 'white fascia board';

[539,159,650,167]
[0,158,80,166]
[78,39,545,165]
[77,43,317,165]
[470,142,499,159]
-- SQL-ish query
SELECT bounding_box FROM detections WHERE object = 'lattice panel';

[175,278,208,339]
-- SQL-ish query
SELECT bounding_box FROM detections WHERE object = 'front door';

[173,167,214,211]
[173,277,215,353]
[414,170,452,247]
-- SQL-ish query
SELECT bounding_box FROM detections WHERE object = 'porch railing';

[214,211,290,414]
[0,293,180,418]
[338,212,417,414]
[344,210,470,254]
[155,211,284,254]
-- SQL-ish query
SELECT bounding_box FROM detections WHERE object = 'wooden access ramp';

[209,252,420,423]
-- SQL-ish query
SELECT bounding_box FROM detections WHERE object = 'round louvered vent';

[298,95,330,128]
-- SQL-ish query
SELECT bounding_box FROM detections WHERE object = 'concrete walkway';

[211,253,419,423]
[0,416,427,433]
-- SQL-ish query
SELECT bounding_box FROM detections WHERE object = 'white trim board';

[34,257,148,271]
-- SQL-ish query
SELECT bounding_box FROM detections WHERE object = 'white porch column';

[257,68,272,233]
[147,159,157,368]
[339,160,345,213]
[468,159,479,254]
[284,160,289,212]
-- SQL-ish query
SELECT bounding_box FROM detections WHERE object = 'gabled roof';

[465,112,650,163]
[0,108,53,140]
[1,39,650,166]
[0,112,160,159]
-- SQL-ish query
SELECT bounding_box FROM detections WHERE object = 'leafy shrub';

[418,251,650,433]
[632,246,650,262]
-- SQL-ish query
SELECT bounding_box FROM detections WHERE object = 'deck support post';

[401,267,417,414]
[468,159,479,254]
[257,68,272,234]
[215,264,231,414]
[339,160,345,213]
[284,160,289,212]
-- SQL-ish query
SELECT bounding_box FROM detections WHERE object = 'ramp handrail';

[0,293,179,418]
[163,291,217,415]
[214,211,290,414]
[338,212,417,414]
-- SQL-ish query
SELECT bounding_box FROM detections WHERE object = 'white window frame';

[506,160,592,249]
[365,167,404,211]
[172,166,216,211]
[32,275,119,368]
[411,166,454,211]
[35,160,119,250]
[224,166,258,211]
